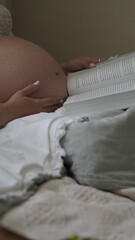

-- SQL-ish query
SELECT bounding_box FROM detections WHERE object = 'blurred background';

[1,0,135,62]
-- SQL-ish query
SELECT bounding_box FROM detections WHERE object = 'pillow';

[61,108,135,190]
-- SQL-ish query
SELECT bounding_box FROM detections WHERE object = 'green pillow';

[62,108,135,190]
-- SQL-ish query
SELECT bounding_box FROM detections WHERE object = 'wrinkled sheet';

[0,109,89,216]
[1,108,135,240]
[1,177,135,240]
[0,112,80,215]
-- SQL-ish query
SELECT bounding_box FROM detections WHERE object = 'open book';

[64,52,135,115]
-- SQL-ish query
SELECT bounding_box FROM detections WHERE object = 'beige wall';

[11,0,135,62]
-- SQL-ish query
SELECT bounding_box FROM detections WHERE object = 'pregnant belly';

[0,36,68,102]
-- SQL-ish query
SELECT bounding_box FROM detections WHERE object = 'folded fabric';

[0,111,86,216]
[62,107,135,190]
[1,105,135,215]
[0,112,64,215]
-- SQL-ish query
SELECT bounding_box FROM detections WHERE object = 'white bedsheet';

[0,112,64,196]
[0,111,85,215]
[1,109,135,240]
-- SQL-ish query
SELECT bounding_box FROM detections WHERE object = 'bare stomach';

[0,36,68,103]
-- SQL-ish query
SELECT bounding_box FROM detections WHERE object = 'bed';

[1,4,135,240]
[2,176,135,240]
[0,107,135,240]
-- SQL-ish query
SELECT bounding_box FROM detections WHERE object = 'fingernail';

[60,99,64,104]
[34,81,40,85]
[90,63,96,68]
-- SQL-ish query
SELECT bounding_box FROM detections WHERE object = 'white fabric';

[0,113,66,198]
[0,112,84,200]
[1,177,135,240]
[0,110,135,239]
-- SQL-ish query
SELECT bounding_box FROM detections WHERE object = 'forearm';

[0,103,14,128]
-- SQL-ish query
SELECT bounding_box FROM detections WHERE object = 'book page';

[67,52,135,96]
[65,79,135,104]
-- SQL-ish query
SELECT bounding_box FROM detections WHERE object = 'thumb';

[21,81,40,96]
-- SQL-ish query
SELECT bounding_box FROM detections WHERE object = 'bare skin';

[61,56,106,75]
[0,36,106,127]
[0,36,68,103]
[0,81,63,128]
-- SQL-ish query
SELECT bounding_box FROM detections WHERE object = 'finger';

[76,57,98,69]
[77,59,95,69]
[42,104,62,113]
[100,58,107,62]
[72,60,90,70]
[89,63,96,68]
[85,57,107,64]
[20,81,40,96]
[36,98,64,107]
[80,57,99,64]
[97,58,107,63]
[88,57,107,68]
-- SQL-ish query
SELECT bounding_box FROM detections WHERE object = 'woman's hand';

[0,81,63,127]
[61,56,106,74]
